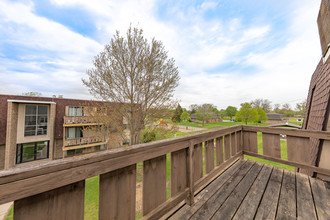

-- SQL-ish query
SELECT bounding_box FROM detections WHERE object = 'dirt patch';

[136,182,142,212]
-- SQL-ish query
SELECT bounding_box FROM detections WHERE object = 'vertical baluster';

[143,155,166,215]
[14,181,85,220]
[205,140,214,173]
[99,164,136,220]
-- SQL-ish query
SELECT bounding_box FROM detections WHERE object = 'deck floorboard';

[169,159,330,220]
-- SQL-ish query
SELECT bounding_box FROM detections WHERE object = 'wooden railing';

[63,136,106,147]
[241,125,330,176]
[0,125,329,219]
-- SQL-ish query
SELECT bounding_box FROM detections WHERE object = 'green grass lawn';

[288,118,303,126]
[175,121,270,129]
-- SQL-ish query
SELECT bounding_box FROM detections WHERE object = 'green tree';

[22,92,42,97]
[172,104,183,122]
[83,26,180,145]
[218,109,226,119]
[295,100,306,116]
[189,104,198,114]
[225,106,237,120]
[280,103,294,117]
[195,104,215,126]
[236,103,258,125]
[256,106,268,123]
[273,104,281,113]
[180,110,190,122]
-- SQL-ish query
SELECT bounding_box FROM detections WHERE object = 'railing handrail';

[242,125,330,140]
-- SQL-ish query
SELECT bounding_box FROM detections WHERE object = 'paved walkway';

[175,125,206,133]
[0,202,13,220]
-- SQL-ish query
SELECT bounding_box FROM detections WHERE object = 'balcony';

[63,136,107,149]
[63,116,103,126]
[0,125,329,219]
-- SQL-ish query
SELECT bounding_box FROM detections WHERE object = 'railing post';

[186,140,194,205]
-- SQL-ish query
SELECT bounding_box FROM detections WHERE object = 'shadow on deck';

[170,159,330,220]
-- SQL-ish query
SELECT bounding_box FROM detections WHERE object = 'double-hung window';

[24,105,48,137]
[68,107,83,116]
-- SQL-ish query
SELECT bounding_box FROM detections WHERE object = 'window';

[95,144,106,151]
[67,127,83,139]
[67,148,83,156]
[68,107,83,116]
[24,105,48,137]
[16,141,49,164]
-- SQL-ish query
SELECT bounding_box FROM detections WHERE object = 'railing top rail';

[242,125,330,140]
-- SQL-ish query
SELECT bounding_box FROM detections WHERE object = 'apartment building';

[0,94,127,170]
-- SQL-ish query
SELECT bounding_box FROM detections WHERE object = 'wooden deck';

[169,159,330,220]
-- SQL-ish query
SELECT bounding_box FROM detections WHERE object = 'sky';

[0,0,322,110]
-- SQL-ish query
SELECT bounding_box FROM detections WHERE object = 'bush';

[142,131,156,143]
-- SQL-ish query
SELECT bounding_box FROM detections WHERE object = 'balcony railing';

[63,116,103,125]
[0,125,329,219]
[63,136,106,147]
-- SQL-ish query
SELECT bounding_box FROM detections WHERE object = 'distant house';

[190,112,222,123]
[266,113,284,121]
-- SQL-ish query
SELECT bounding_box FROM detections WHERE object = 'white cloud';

[0,0,323,110]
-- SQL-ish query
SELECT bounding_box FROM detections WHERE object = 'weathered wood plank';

[276,170,296,220]
[171,149,187,197]
[254,167,283,220]
[215,137,223,166]
[193,143,203,183]
[287,135,310,164]
[233,165,273,220]
[205,140,214,174]
[242,125,330,140]
[14,181,85,220]
[262,133,281,158]
[194,152,242,193]
[296,173,317,219]
[143,155,166,215]
[243,131,258,153]
[190,160,255,220]
[244,151,330,176]
[142,189,189,220]
[170,160,246,220]
[99,164,136,220]
[231,132,237,156]
[186,143,194,205]
[224,134,231,161]
[236,131,242,153]
[212,163,263,219]
[310,177,330,220]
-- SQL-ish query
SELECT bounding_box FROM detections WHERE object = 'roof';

[303,59,330,166]
[266,113,284,120]
[190,112,220,120]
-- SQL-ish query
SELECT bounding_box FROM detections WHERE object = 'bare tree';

[83,26,180,145]
[251,98,272,113]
